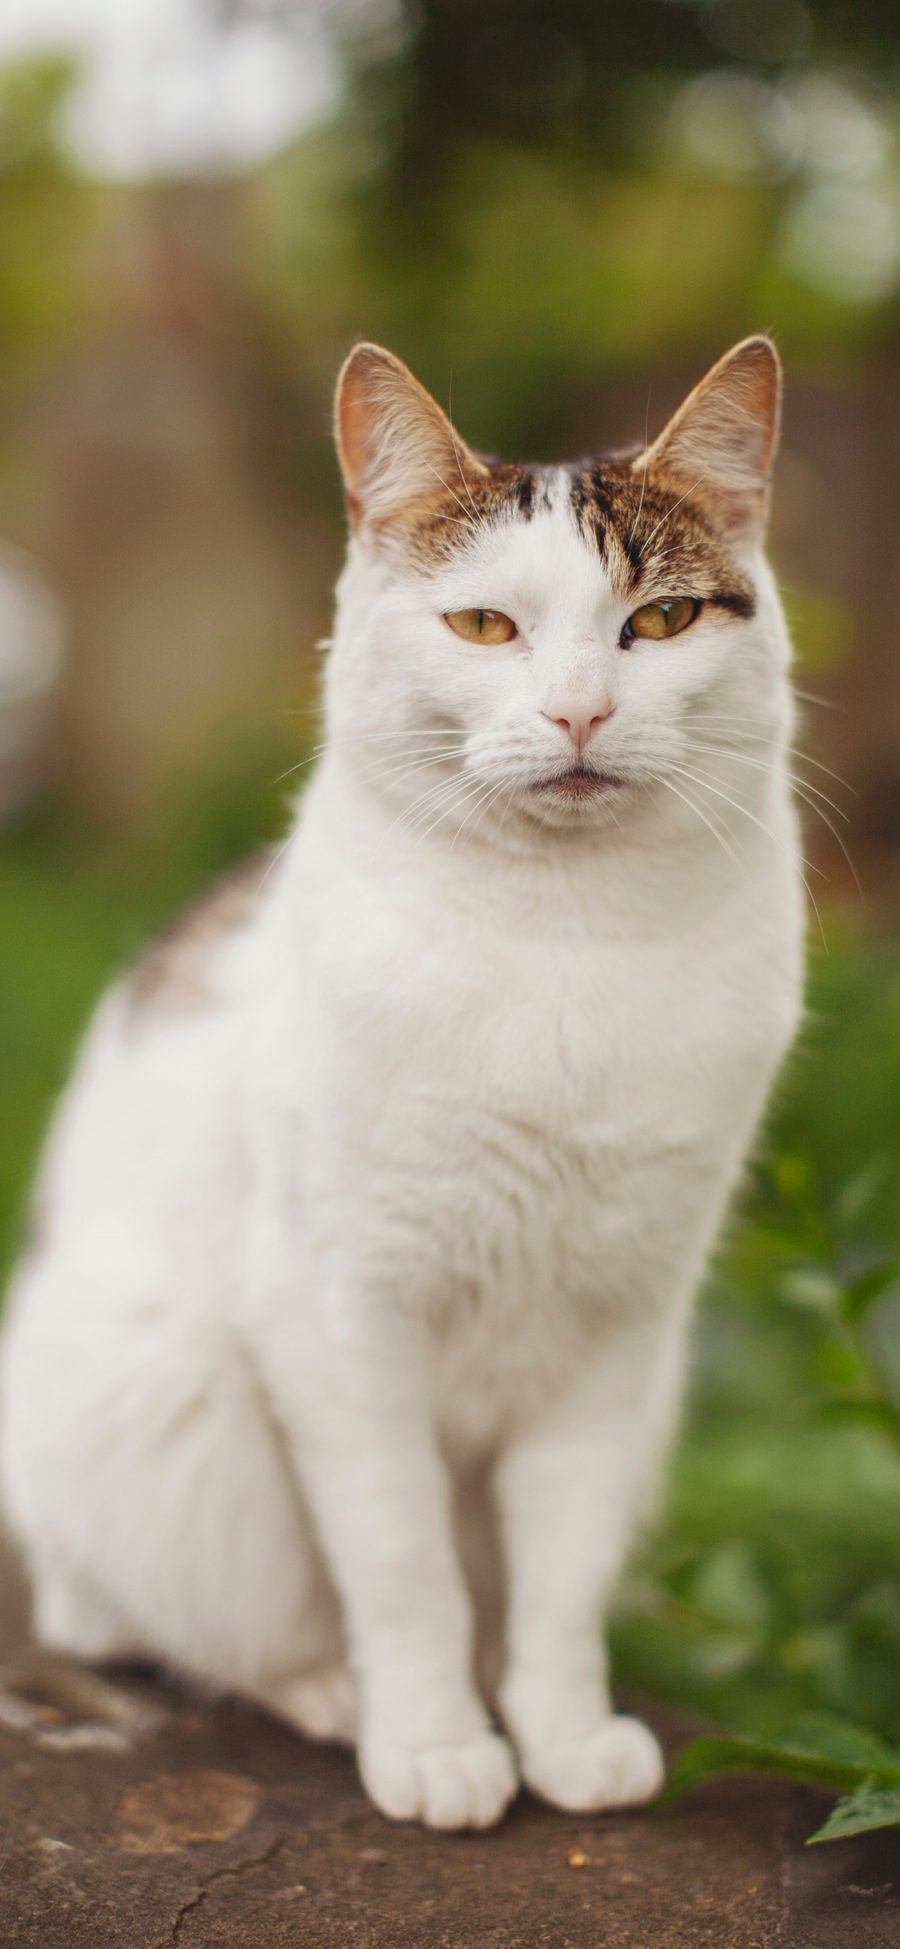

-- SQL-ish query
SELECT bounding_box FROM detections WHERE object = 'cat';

[0,337,804,1830]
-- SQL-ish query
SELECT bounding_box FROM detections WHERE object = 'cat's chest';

[335,922,772,1272]
[372,920,764,1137]
[293,869,797,1263]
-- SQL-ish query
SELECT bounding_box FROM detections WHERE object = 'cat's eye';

[444,608,517,645]
[622,597,699,645]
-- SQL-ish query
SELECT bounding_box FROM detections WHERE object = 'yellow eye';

[444,608,517,645]
[624,597,699,643]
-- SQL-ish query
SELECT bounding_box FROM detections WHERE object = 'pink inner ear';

[335,343,485,525]
[642,339,781,503]
[335,347,403,508]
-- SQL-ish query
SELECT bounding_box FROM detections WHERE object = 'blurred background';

[1,0,899,1757]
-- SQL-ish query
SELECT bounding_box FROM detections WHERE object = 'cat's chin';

[529,767,623,800]
[519,766,627,827]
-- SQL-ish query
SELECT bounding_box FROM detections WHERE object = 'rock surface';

[0,1539,896,1947]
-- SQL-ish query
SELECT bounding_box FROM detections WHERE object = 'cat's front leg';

[495,1318,685,1812]
[248,1259,517,1831]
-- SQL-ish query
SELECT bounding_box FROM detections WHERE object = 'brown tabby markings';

[566,459,756,616]
[127,852,272,1024]
[381,459,547,570]
[388,452,755,620]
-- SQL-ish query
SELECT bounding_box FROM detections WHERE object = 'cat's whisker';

[688,720,855,793]
[446,386,487,534]
[258,834,293,890]
[666,758,826,875]
[636,472,710,561]
[382,765,483,850]
[646,769,747,877]
[358,748,468,794]
[792,686,841,710]
[665,757,829,944]
[430,511,481,531]
[274,723,474,792]
[642,539,685,574]
[424,458,485,532]
[408,771,492,848]
[277,731,463,788]
[625,393,652,556]
[449,777,503,852]
[459,774,515,849]
[334,725,471,745]
[787,784,862,894]
[415,762,519,847]
[685,742,860,893]
[686,742,851,820]
[273,749,325,786]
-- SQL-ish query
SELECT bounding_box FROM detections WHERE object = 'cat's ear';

[635,337,781,542]
[334,343,486,527]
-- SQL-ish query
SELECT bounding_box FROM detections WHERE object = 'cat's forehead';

[392,454,756,616]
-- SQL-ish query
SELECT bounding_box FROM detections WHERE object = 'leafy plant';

[663,1713,900,1843]
[611,934,900,1846]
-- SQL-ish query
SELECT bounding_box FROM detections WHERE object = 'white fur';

[0,401,804,1830]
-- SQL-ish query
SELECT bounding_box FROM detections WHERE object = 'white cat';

[0,338,804,1830]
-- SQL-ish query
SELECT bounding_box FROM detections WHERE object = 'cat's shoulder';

[125,850,273,1025]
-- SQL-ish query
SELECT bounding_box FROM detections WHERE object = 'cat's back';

[18,852,280,1265]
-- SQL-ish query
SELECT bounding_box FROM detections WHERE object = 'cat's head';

[326,338,790,842]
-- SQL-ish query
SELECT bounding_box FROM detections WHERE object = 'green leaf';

[662,1717,900,1808]
[781,1712,900,1771]
[690,1543,776,1633]
[689,1630,762,1680]
[812,1400,900,1442]
[773,1154,816,1204]
[842,1262,899,1326]
[833,1160,892,1228]
[808,1781,900,1844]
[779,1267,842,1315]
[743,1225,821,1263]
[813,1335,872,1392]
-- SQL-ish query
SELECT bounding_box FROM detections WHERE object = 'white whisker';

[637,472,710,560]
[625,391,652,555]
[424,459,482,530]
[687,742,850,820]
[665,757,828,944]
[447,376,487,532]
[688,718,855,793]
[646,769,746,876]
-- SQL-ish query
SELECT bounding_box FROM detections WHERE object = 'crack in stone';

[150,1832,292,1948]
[147,1796,372,1944]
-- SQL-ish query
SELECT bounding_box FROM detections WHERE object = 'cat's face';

[327,339,791,840]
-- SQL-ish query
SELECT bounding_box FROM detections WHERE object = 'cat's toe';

[520,1714,664,1813]
[360,1728,518,1830]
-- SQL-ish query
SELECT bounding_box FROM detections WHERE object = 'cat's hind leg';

[255,1662,357,1745]
[31,1556,139,1664]
[0,1233,346,1723]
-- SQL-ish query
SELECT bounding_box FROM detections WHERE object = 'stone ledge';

[1,1541,896,1948]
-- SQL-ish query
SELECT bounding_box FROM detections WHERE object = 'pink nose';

[541,701,613,754]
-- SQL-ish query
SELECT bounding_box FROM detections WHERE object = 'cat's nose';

[540,696,613,754]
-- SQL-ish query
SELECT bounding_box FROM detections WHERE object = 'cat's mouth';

[529,765,624,799]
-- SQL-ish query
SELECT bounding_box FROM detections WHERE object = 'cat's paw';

[360,1727,518,1830]
[519,1714,664,1813]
